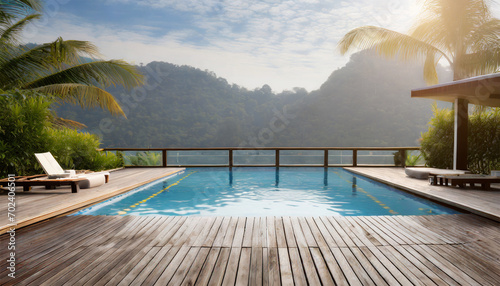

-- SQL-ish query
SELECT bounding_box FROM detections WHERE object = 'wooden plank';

[188,217,216,246]
[399,245,460,285]
[199,217,224,247]
[119,246,172,286]
[221,247,242,286]
[242,217,255,247]
[195,247,221,286]
[282,216,297,248]
[212,216,232,247]
[235,248,252,285]
[376,246,430,286]
[267,248,280,286]
[288,248,307,285]
[297,247,322,285]
[348,247,389,285]
[331,247,367,286]
[313,216,342,247]
[207,248,231,286]
[140,246,183,285]
[278,248,294,285]
[262,248,269,286]
[249,247,263,286]
[309,248,336,286]
[289,217,307,248]
[266,216,277,248]
[350,216,389,246]
[232,217,247,247]
[359,246,413,285]
[221,217,238,247]
[297,216,318,247]
[152,246,192,285]
[94,246,161,286]
[382,245,445,286]
[275,217,287,248]
[168,247,203,286]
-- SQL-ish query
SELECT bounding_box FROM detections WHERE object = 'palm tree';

[0,0,143,117]
[338,0,500,84]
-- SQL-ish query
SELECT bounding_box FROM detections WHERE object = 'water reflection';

[352,177,357,196]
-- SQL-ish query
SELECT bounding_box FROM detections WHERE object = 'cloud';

[26,0,490,92]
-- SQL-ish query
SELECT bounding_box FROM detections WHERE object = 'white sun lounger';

[35,152,109,189]
[405,167,469,180]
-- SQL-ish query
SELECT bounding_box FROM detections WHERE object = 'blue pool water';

[75,167,461,216]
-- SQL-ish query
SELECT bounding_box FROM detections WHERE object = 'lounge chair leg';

[71,182,79,193]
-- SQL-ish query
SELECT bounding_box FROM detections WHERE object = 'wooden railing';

[102,147,421,168]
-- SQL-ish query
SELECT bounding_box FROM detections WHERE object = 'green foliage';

[420,104,454,169]
[468,108,500,174]
[0,90,122,177]
[123,151,162,166]
[0,1,143,118]
[0,90,52,176]
[420,105,500,174]
[46,128,123,171]
[405,152,424,167]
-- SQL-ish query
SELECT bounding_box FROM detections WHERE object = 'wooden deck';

[1,214,499,285]
[346,167,500,222]
[0,168,184,233]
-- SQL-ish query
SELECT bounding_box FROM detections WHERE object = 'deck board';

[1,167,500,285]
[1,214,488,285]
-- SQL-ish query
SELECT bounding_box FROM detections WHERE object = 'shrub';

[420,104,500,174]
[0,90,52,177]
[0,90,122,177]
[46,128,123,171]
[123,151,162,166]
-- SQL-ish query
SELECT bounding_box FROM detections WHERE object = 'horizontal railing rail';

[101,147,421,168]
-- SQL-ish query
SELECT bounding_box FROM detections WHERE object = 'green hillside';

[56,50,451,148]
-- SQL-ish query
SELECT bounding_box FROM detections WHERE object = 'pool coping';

[345,167,500,222]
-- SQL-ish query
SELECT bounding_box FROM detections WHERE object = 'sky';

[24,0,500,92]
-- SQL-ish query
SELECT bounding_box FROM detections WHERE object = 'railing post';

[324,150,328,167]
[353,149,357,167]
[400,149,406,168]
[229,149,233,167]
[276,149,280,167]
[162,149,167,167]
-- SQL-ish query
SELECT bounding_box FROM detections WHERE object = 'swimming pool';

[75,167,461,216]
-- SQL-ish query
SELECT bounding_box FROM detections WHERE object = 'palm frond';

[0,44,52,89]
[465,19,500,52]
[0,0,43,17]
[39,37,103,66]
[0,13,41,45]
[423,52,439,85]
[31,83,126,117]
[338,26,448,63]
[22,60,144,90]
[51,116,87,130]
[457,48,500,77]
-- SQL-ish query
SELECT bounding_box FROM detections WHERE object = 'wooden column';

[324,150,328,167]
[229,150,233,167]
[353,150,357,167]
[162,150,167,167]
[275,150,280,167]
[454,98,468,170]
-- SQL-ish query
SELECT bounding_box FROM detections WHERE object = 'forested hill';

[56,50,451,148]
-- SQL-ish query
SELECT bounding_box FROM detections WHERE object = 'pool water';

[75,167,461,216]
